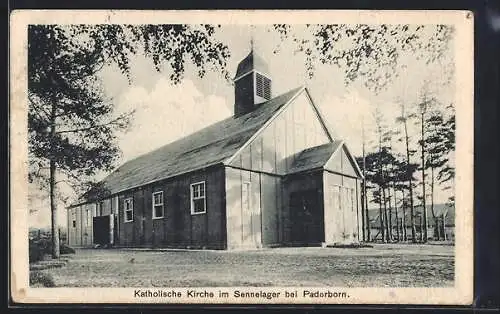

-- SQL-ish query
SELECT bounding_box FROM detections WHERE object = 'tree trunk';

[387,186,393,241]
[382,186,390,242]
[421,215,425,242]
[378,189,385,243]
[361,123,366,242]
[50,103,60,259]
[420,110,428,243]
[401,189,407,241]
[403,118,417,243]
[430,164,438,240]
[361,185,365,242]
[365,183,370,242]
[394,186,400,241]
[442,213,447,241]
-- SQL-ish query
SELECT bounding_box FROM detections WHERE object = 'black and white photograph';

[10,10,473,304]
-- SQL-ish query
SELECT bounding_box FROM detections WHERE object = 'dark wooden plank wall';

[114,166,225,249]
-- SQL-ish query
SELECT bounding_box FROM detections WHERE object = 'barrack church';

[67,47,364,250]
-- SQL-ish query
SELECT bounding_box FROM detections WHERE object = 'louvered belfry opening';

[233,48,272,117]
[255,72,271,100]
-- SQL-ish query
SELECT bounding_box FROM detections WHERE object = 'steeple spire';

[250,24,255,51]
[233,25,273,117]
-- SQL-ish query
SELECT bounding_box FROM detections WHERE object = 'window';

[72,220,76,228]
[152,191,164,219]
[123,198,134,222]
[190,181,206,214]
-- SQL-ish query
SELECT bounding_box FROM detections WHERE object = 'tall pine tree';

[28,25,230,258]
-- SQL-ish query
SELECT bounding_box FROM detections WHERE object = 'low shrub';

[29,239,49,263]
[29,238,76,264]
[30,271,55,287]
[60,244,75,254]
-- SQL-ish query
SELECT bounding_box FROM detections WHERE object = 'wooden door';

[290,190,321,244]
[93,215,110,246]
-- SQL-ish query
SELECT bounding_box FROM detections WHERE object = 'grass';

[38,244,454,288]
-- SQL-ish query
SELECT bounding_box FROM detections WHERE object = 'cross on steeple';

[250,25,255,51]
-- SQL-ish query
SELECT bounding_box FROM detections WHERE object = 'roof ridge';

[79,86,305,201]
[223,86,305,165]
[115,86,304,171]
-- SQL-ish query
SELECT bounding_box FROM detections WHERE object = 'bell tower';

[233,44,272,117]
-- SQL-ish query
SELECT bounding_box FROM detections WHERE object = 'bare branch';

[55,111,132,134]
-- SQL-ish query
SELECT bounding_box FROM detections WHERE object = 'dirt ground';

[39,243,454,287]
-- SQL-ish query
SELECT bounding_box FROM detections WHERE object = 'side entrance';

[289,189,324,245]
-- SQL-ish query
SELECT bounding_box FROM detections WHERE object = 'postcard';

[10,9,473,305]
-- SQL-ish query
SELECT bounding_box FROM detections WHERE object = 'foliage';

[29,237,75,264]
[29,240,46,263]
[30,271,56,287]
[28,24,231,258]
[28,24,231,202]
[424,104,456,184]
[273,24,454,93]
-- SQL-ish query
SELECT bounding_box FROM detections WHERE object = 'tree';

[418,98,430,243]
[391,154,419,241]
[272,24,454,93]
[363,146,400,242]
[28,25,230,258]
[356,154,371,242]
[424,104,456,240]
[396,101,418,242]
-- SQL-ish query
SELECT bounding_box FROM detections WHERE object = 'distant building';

[367,204,455,242]
[67,48,364,249]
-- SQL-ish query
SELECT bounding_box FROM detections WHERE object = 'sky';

[29,24,456,229]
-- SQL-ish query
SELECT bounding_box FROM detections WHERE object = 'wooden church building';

[67,48,365,250]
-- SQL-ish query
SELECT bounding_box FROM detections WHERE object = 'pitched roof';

[288,141,343,174]
[235,49,269,79]
[288,140,364,179]
[95,86,304,196]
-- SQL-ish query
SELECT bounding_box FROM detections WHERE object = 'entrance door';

[93,215,110,246]
[290,190,322,244]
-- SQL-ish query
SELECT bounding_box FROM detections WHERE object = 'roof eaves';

[303,87,336,142]
[323,140,345,168]
[342,142,365,179]
[323,140,365,180]
[285,166,324,177]
[71,161,224,207]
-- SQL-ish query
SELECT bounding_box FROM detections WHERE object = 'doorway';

[290,189,323,245]
[93,215,110,246]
